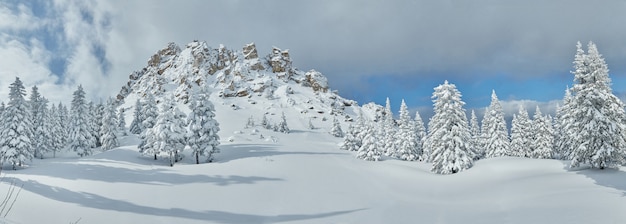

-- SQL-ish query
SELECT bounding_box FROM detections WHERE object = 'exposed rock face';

[304,70,329,93]
[115,40,355,116]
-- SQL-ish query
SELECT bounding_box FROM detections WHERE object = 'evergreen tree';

[308,118,315,130]
[426,80,473,174]
[49,104,64,157]
[29,86,43,158]
[275,112,289,133]
[186,88,220,164]
[414,110,426,160]
[57,102,70,149]
[87,102,100,147]
[261,114,270,129]
[381,97,397,156]
[395,100,418,161]
[555,87,575,160]
[94,102,105,147]
[510,105,532,157]
[469,110,481,160]
[129,99,143,134]
[33,97,52,159]
[139,93,159,158]
[100,98,119,151]
[481,90,510,158]
[69,85,95,157]
[530,106,553,159]
[118,107,127,136]
[329,116,344,137]
[147,95,187,166]
[356,123,382,161]
[245,115,255,129]
[569,42,626,168]
[340,123,360,151]
[0,77,34,169]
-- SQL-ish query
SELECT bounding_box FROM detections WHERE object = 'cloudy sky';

[1,0,626,116]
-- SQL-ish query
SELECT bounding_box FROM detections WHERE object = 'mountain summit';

[116,40,357,119]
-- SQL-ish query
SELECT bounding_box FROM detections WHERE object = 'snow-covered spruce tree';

[129,99,143,135]
[426,80,473,174]
[394,99,418,161]
[49,104,64,157]
[275,112,290,133]
[510,105,532,157]
[308,118,315,130]
[57,102,69,148]
[555,87,575,160]
[148,94,187,166]
[29,85,43,158]
[469,110,481,160]
[186,88,220,164]
[139,93,159,158]
[340,123,360,151]
[33,97,53,159]
[381,97,397,157]
[245,115,255,129]
[117,107,127,136]
[530,106,553,159]
[94,102,105,147]
[261,113,270,129]
[329,116,344,137]
[569,42,626,169]
[414,110,426,160]
[69,85,96,157]
[87,102,101,147]
[481,90,510,158]
[100,98,119,151]
[356,123,382,161]
[0,77,34,169]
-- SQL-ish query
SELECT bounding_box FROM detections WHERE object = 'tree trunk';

[154,153,157,160]
[196,153,199,164]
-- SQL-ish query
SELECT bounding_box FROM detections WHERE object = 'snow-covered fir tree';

[394,99,418,161]
[569,42,626,169]
[329,116,344,137]
[261,113,270,129]
[340,123,360,151]
[139,93,159,158]
[245,115,255,129]
[147,94,188,166]
[69,85,96,157]
[426,80,473,174]
[118,107,127,136]
[186,88,220,164]
[356,123,382,161]
[381,97,397,157]
[56,102,70,149]
[0,77,34,169]
[33,97,52,159]
[29,85,43,158]
[275,112,289,133]
[481,90,510,158]
[414,110,426,160]
[530,106,553,159]
[554,87,575,160]
[94,102,105,147]
[49,104,64,157]
[510,105,532,157]
[308,118,315,130]
[129,99,143,134]
[87,102,101,147]
[469,110,481,160]
[100,98,119,151]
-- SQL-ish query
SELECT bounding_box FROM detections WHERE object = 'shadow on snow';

[216,143,344,163]
[563,161,626,197]
[8,178,365,223]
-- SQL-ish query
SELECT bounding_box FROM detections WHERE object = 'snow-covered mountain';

[115,41,360,123]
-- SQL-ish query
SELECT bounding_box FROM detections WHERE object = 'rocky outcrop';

[304,70,329,93]
[243,43,264,71]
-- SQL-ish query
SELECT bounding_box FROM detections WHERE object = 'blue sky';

[1,0,626,117]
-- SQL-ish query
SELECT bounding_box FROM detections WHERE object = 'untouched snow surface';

[1,95,626,224]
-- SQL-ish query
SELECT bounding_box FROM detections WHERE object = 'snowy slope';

[1,95,626,223]
[0,41,625,223]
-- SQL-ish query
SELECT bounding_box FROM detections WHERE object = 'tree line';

[341,41,626,174]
